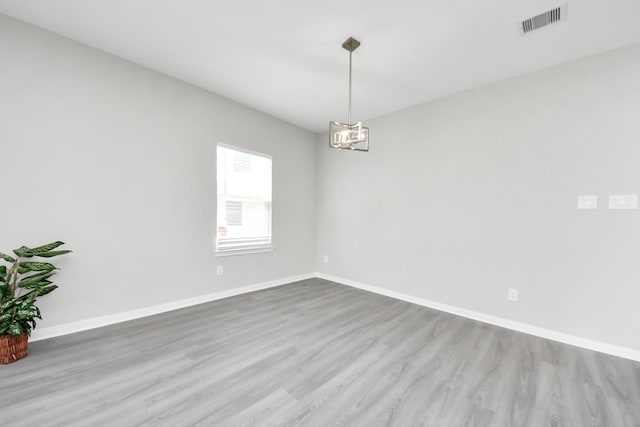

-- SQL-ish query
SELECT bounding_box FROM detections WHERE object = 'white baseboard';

[316,273,640,362]
[30,271,640,362]
[30,273,315,342]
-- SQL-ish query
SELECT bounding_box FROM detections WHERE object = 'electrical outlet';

[323,255,329,264]
[577,195,598,209]
[508,288,519,302]
[216,266,223,276]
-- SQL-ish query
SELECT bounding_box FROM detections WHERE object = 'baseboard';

[30,273,315,342]
[30,271,640,362]
[316,273,640,362]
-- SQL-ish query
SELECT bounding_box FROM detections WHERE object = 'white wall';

[3,12,639,354]
[316,43,640,351]
[0,14,317,327]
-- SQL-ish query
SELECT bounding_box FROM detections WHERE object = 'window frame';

[215,143,274,257]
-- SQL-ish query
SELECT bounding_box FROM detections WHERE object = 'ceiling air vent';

[521,4,567,34]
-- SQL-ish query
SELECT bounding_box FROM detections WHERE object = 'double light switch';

[577,194,638,210]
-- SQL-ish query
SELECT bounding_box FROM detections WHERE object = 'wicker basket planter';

[0,333,29,364]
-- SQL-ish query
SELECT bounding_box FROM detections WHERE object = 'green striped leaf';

[29,241,65,252]
[18,262,56,273]
[21,241,66,256]
[0,252,16,263]
[31,250,71,258]
[18,271,55,288]
[14,290,36,304]
[7,322,23,336]
[12,246,30,257]
[0,311,11,323]
[34,284,58,298]
[19,298,34,309]
[17,285,58,300]
[1,298,17,310]
[20,279,53,290]
[16,308,38,319]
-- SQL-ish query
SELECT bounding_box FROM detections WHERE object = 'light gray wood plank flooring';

[1,278,639,426]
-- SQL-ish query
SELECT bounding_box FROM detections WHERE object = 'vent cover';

[521,4,567,33]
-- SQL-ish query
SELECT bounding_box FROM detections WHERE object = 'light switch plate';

[577,195,598,209]
[608,194,638,210]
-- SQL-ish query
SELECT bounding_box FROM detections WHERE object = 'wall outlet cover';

[608,194,638,210]
[577,195,598,209]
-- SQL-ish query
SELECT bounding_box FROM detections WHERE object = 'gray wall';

[0,15,317,327]
[316,43,640,351]
[3,12,639,353]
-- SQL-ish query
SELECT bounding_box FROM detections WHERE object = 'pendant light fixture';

[329,37,369,151]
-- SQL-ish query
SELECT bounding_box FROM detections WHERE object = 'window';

[216,144,272,255]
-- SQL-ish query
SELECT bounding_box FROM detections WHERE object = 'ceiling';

[1,1,640,133]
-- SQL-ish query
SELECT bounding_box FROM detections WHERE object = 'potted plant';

[0,241,71,364]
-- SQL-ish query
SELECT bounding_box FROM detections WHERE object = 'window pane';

[225,201,243,226]
[233,152,252,172]
[217,145,272,251]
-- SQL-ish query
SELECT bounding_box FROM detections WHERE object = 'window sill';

[215,245,275,257]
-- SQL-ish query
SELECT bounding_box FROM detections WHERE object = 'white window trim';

[217,142,273,160]
[215,244,275,257]
[216,143,273,257]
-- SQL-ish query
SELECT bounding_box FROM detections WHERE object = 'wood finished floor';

[1,278,639,426]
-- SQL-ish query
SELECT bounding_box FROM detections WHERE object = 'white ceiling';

[1,1,640,133]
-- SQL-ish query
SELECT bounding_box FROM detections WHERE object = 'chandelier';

[329,37,369,151]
